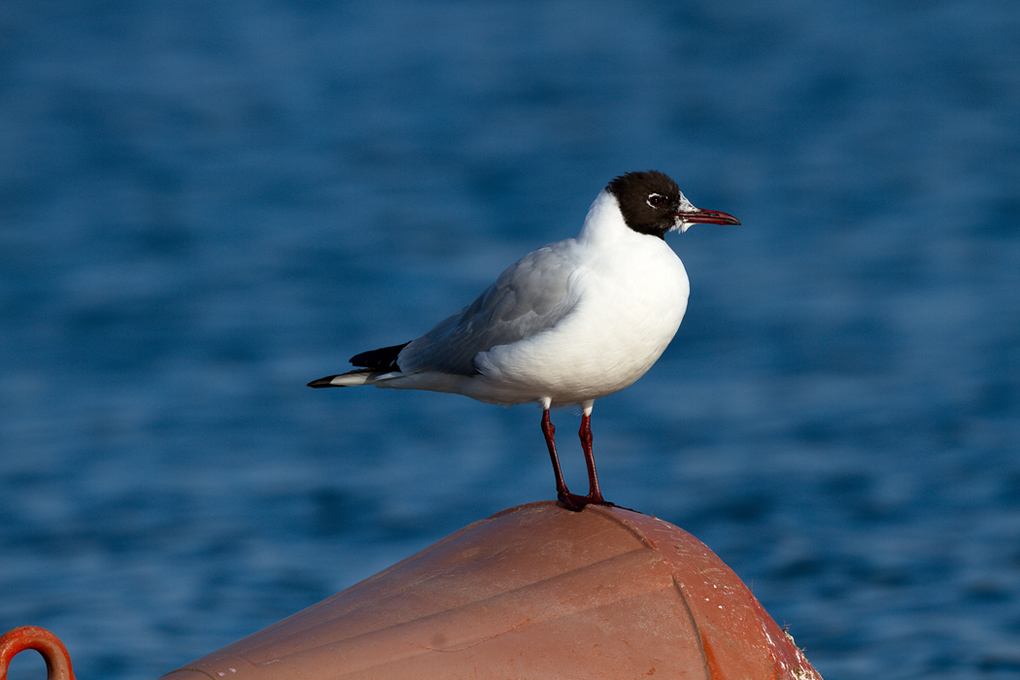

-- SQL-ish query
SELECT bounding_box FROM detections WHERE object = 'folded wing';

[398,242,581,376]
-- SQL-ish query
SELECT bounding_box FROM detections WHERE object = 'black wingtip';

[307,376,341,388]
[349,341,411,371]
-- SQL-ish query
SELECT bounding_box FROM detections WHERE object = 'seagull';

[309,170,739,510]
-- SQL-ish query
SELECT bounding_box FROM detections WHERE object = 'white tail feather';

[327,372,378,386]
[308,369,405,388]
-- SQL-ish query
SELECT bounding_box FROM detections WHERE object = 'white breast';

[469,191,690,406]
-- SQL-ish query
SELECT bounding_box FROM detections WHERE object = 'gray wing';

[397,241,581,376]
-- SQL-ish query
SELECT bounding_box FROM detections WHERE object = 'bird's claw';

[557,491,614,512]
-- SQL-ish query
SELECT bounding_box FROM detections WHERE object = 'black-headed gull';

[309,171,739,510]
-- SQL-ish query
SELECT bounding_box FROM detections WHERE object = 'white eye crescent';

[647,193,664,208]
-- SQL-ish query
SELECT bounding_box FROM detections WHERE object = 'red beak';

[676,208,741,225]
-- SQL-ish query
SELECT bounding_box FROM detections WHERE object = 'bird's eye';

[647,193,664,208]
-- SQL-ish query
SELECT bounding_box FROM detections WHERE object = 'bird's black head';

[607,170,684,238]
[606,170,739,239]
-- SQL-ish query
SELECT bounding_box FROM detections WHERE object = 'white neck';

[577,189,629,247]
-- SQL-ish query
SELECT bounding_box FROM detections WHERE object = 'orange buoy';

[163,502,822,679]
[0,626,75,680]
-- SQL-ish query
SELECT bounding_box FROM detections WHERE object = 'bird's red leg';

[542,408,585,511]
[578,411,608,505]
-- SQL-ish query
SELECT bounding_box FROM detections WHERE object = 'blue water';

[2,1,1019,678]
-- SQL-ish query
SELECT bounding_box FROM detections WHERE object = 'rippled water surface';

[2,2,1019,678]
